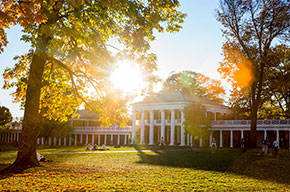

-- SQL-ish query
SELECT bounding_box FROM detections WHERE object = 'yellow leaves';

[219,43,255,89]
[0,0,47,52]
[234,62,254,88]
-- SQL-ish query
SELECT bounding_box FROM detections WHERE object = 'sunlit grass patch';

[0,148,289,191]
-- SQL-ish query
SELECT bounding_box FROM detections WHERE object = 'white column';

[53,137,57,145]
[74,134,77,146]
[219,130,223,147]
[111,135,113,145]
[86,134,89,144]
[214,113,217,121]
[64,136,67,146]
[187,133,190,146]
[16,133,20,142]
[98,134,101,145]
[209,133,213,147]
[230,130,233,148]
[104,134,107,145]
[241,130,244,139]
[190,135,193,145]
[199,137,203,147]
[161,110,165,141]
[264,130,267,139]
[48,137,52,145]
[92,134,94,145]
[140,111,145,144]
[132,110,136,144]
[276,130,279,149]
[37,138,40,145]
[125,135,127,145]
[117,134,120,145]
[149,110,154,145]
[69,135,72,146]
[10,133,12,143]
[180,110,185,146]
[170,109,175,146]
[41,137,45,145]
[58,136,61,146]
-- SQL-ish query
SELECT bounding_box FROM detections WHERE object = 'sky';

[0,0,225,118]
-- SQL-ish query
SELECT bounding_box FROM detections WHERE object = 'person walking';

[273,140,279,156]
[211,137,217,153]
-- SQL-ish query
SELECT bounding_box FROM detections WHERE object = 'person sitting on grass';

[37,152,53,162]
[102,144,109,150]
[160,136,165,150]
[86,143,92,150]
[93,144,98,150]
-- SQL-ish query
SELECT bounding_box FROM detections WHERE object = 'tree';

[217,0,290,147]
[162,71,225,104]
[39,120,73,140]
[0,0,46,53]
[183,103,212,138]
[85,89,131,127]
[265,45,290,118]
[0,0,185,173]
[0,106,12,126]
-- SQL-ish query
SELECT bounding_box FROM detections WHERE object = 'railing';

[154,119,161,124]
[74,126,132,131]
[213,119,290,126]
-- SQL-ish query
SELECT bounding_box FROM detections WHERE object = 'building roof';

[76,109,99,119]
[134,89,221,106]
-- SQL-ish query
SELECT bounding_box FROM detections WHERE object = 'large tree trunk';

[250,105,258,148]
[1,47,47,174]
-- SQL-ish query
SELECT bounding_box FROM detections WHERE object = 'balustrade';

[213,119,290,127]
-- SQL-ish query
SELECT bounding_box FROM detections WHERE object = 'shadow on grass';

[135,145,290,185]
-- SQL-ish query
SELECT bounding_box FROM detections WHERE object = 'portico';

[131,90,232,146]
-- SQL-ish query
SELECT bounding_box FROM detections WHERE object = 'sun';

[110,61,146,94]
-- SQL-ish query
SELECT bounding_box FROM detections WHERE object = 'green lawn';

[0,146,289,191]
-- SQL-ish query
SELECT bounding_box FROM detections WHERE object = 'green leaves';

[183,103,211,137]
[3,0,186,124]
[0,106,12,126]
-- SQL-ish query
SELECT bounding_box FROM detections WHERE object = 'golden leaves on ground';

[0,148,289,191]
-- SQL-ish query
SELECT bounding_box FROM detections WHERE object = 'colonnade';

[210,129,290,149]
[132,109,186,146]
[0,132,20,144]
[0,132,131,146]
[37,133,130,146]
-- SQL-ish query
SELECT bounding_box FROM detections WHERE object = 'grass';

[0,146,289,191]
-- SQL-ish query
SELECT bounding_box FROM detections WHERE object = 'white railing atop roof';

[73,126,132,131]
[213,119,290,126]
